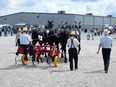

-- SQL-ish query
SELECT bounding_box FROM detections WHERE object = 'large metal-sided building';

[0,11,116,29]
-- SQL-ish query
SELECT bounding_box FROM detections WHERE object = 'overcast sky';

[0,0,116,17]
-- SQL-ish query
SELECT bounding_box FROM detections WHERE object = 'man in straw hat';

[15,28,21,46]
[19,27,35,61]
[97,29,112,73]
[67,31,80,71]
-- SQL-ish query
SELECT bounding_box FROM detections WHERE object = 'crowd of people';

[85,28,116,40]
[0,28,14,36]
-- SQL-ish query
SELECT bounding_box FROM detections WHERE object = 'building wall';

[83,15,93,29]
[104,17,111,25]
[111,17,116,28]
[0,13,24,24]
[73,15,84,28]
[93,16,104,29]
[0,12,116,30]
[0,12,73,28]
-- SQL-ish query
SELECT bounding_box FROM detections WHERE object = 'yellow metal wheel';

[21,55,28,65]
[54,55,59,67]
[37,56,43,62]
[38,57,41,62]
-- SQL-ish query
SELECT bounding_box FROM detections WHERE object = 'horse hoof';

[41,59,43,63]
[64,60,67,63]
[32,57,35,61]
[61,53,64,58]
[32,61,34,65]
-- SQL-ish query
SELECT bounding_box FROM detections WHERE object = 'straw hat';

[70,31,76,35]
[18,28,21,32]
[23,27,28,32]
[103,29,110,35]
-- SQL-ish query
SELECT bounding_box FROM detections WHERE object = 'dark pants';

[68,48,78,70]
[102,48,111,71]
[61,43,66,52]
[32,40,38,45]
[0,32,2,36]
[17,39,20,46]
[20,43,34,56]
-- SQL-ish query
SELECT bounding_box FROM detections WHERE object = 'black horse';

[59,29,69,63]
[45,20,54,30]
[73,21,81,54]
[47,21,69,63]
[31,29,39,45]
[59,22,70,63]
[31,28,46,45]
[44,20,60,49]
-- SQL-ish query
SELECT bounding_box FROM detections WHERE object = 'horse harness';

[69,37,77,53]
[70,38,75,48]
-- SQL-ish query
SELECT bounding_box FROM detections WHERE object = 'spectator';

[67,31,80,71]
[15,28,21,46]
[97,29,113,73]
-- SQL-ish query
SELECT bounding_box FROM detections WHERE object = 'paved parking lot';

[0,33,116,87]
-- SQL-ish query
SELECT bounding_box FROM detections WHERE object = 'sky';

[0,0,116,17]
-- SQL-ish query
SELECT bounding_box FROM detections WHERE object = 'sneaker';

[64,60,67,63]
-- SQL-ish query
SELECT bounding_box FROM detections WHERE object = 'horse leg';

[64,51,67,63]
[44,46,47,57]
[61,48,64,58]
[63,46,67,63]
[38,54,43,63]
[60,44,64,58]
[32,55,35,65]
[78,38,81,54]
[78,44,81,54]
[56,43,59,50]
[61,50,64,58]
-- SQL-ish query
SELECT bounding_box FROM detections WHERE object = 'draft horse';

[73,21,81,54]
[59,22,69,63]
[45,20,54,29]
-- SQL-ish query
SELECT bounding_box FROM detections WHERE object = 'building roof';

[0,12,115,18]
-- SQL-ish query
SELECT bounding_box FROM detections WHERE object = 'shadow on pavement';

[0,63,38,70]
[50,69,70,73]
[84,70,104,74]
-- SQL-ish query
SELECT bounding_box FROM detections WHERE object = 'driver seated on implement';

[19,27,35,59]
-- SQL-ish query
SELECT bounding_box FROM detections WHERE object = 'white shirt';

[67,36,79,49]
[20,32,31,45]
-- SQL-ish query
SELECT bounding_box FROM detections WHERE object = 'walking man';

[97,29,112,73]
[67,31,80,71]
[15,28,21,46]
